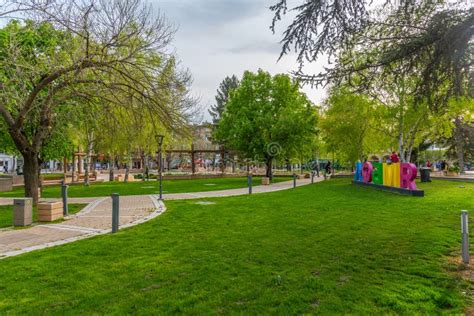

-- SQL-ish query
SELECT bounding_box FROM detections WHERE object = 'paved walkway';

[0,177,319,259]
[0,195,164,258]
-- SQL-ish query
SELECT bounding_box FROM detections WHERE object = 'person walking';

[324,161,332,179]
[313,161,320,177]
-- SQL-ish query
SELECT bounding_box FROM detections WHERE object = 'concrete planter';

[115,174,136,182]
[37,201,63,222]
[13,198,33,226]
[0,176,13,192]
[261,177,270,185]
[446,172,460,177]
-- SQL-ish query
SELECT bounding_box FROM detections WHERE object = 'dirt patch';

[447,255,474,314]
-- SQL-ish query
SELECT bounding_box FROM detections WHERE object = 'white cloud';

[154,0,327,121]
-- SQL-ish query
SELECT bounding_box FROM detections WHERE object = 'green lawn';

[0,176,287,198]
[0,203,86,228]
[0,179,473,313]
[41,173,65,180]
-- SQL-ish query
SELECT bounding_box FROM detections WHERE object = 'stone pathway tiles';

[0,178,319,259]
[162,177,316,200]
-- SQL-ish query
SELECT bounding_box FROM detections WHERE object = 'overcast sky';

[154,0,327,122]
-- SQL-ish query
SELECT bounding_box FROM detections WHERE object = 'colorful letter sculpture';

[354,162,363,182]
[372,162,383,184]
[355,161,417,191]
[400,163,417,190]
[383,163,400,188]
[362,162,373,183]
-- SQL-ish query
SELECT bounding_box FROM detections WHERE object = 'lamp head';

[156,134,164,147]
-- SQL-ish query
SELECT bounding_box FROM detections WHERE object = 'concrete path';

[161,177,315,200]
[0,177,319,259]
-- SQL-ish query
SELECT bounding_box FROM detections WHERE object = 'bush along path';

[0,177,317,258]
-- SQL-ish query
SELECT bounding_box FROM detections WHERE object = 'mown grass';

[41,173,66,180]
[0,203,87,228]
[0,176,287,198]
[0,179,472,314]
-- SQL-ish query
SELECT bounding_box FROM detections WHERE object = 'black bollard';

[61,181,69,216]
[293,173,296,188]
[112,193,119,233]
[248,175,253,194]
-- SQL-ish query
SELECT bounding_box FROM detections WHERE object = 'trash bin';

[13,198,32,226]
[420,167,431,182]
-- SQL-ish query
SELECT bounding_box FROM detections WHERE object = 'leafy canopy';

[214,70,318,167]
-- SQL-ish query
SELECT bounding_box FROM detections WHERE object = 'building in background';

[0,153,19,173]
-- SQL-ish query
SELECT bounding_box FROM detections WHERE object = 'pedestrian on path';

[324,161,332,179]
[313,161,320,177]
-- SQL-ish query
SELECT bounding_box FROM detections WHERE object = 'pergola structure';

[164,144,230,175]
[69,151,98,182]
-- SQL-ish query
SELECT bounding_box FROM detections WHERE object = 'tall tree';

[208,75,239,124]
[0,0,194,203]
[447,121,474,165]
[271,1,473,111]
[443,98,474,172]
[321,88,384,166]
[214,70,318,179]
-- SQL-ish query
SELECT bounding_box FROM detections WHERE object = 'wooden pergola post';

[77,147,83,174]
[71,150,76,182]
[221,146,225,175]
[191,144,196,175]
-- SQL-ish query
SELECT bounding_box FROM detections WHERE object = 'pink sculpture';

[400,163,417,190]
[362,162,373,183]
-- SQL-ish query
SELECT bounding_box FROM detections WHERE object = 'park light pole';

[156,134,164,200]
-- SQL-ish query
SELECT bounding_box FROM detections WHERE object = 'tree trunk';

[22,151,40,204]
[109,153,115,181]
[84,158,90,186]
[265,157,273,180]
[398,131,405,163]
[124,163,129,183]
[63,157,67,174]
[125,151,133,182]
[454,117,465,174]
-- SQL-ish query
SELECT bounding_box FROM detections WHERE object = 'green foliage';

[271,1,473,110]
[0,93,73,161]
[214,70,318,171]
[320,88,383,165]
[447,165,461,173]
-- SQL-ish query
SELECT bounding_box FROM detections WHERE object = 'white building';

[0,153,19,173]
[0,153,62,174]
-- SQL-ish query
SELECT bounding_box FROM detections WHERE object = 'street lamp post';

[156,134,164,200]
